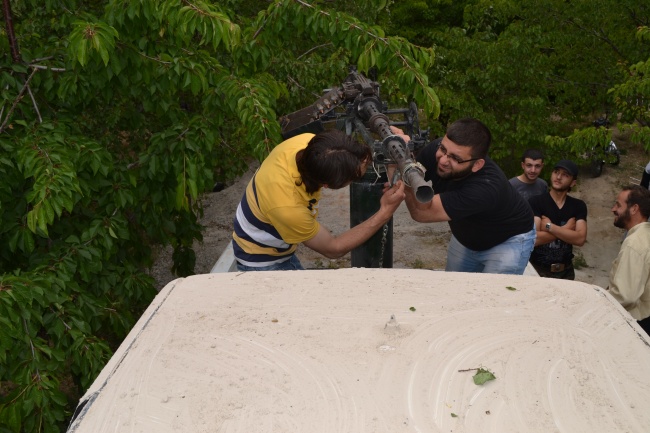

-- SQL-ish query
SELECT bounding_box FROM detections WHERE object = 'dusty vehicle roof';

[68,269,650,433]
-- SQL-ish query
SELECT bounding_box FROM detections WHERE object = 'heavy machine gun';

[280,68,433,203]
[279,68,434,267]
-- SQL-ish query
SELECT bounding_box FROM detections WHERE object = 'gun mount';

[279,68,434,268]
[280,68,434,203]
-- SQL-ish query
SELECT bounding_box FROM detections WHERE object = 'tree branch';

[0,67,39,134]
[31,64,66,72]
[23,318,42,382]
[27,84,42,123]
[297,43,333,59]
[3,0,22,62]
[564,18,627,61]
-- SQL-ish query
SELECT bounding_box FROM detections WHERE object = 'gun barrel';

[384,137,434,203]
[358,98,433,203]
[404,167,435,203]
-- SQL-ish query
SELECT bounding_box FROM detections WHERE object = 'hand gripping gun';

[279,68,434,203]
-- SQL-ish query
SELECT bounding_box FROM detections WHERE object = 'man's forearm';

[320,207,394,259]
[404,187,428,221]
[304,182,405,258]
[404,187,449,222]
[548,224,586,246]
[534,231,556,246]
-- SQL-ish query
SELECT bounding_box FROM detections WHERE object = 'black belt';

[533,262,572,273]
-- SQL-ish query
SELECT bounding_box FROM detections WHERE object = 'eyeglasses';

[437,142,482,164]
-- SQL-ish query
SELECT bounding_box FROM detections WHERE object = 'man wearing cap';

[527,160,588,280]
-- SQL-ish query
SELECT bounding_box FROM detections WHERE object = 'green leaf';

[75,38,89,66]
[78,248,92,260]
[50,390,68,406]
[37,207,49,235]
[50,197,63,218]
[43,200,55,223]
[190,75,202,95]
[98,46,110,66]
[21,229,35,253]
[11,64,28,74]
[3,402,21,432]
[22,396,35,415]
[26,207,38,233]
[473,368,496,385]
[8,230,20,252]
[61,194,75,213]
[188,178,198,199]
[175,178,186,210]
[65,235,80,243]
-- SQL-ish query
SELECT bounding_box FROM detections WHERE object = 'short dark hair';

[623,184,650,219]
[296,129,372,194]
[521,149,544,162]
[445,118,491,158]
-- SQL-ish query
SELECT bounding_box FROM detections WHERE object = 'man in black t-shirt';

[528,160,588,280]
[399,118,535,274]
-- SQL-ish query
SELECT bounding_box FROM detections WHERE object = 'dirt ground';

[150,140,649,290]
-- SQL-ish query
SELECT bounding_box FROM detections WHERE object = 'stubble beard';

[437,163,474,180]
[613,209,630,229]
[551,183,571,193]
[525,172,538,182]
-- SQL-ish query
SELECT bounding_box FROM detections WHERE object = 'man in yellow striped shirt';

[232,129,405,271]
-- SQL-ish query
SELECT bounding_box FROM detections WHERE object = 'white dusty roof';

[68,269,650,433]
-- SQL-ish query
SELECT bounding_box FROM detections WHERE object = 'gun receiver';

[280,68,434,203]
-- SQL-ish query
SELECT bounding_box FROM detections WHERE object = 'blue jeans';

[445,227,536,275]
[236,254,304,272]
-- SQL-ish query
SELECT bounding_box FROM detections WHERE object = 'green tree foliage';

[609,25,650,147]
[382,0,650,174]
[0,0,437,431]
[3,0,648,430]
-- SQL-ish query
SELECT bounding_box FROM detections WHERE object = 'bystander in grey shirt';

[508,177,548,202]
